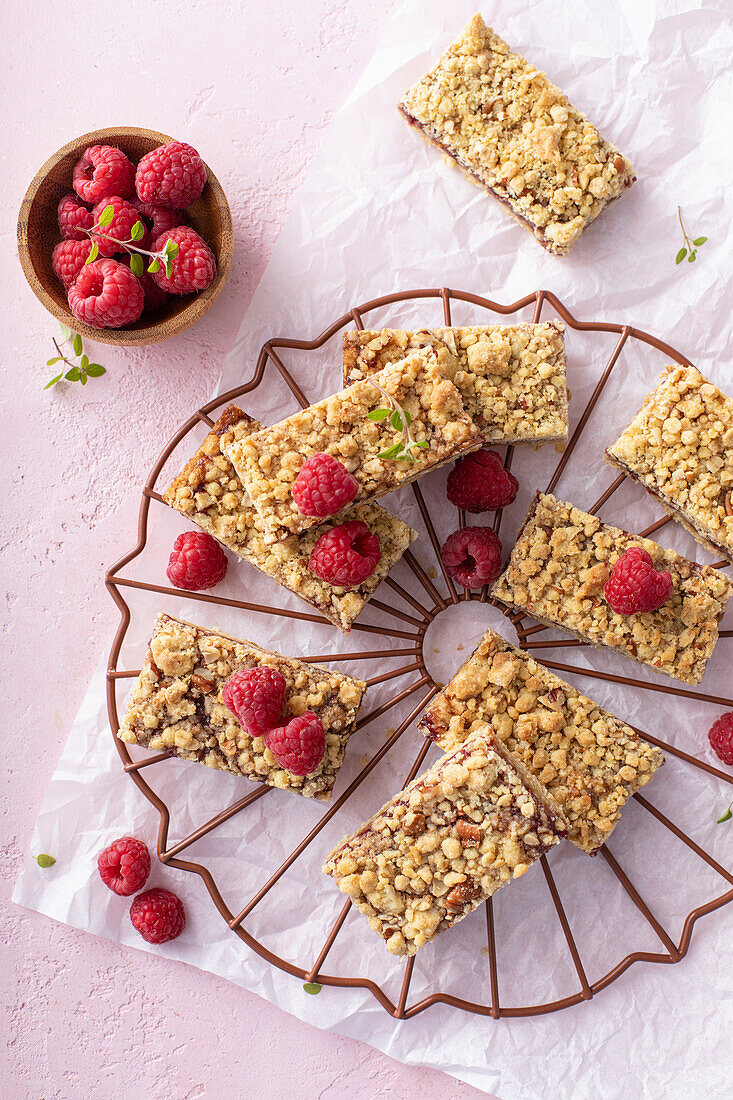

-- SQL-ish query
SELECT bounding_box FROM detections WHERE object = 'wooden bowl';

[17,126,233,346]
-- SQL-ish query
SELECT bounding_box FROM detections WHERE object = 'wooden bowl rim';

[17,125,233,347]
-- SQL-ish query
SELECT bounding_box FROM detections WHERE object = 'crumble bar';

[606,365,733,565]
[343,322,568,444]
[164,405,418,633]
[492,493,733,685]
[419,629,664,854]
[323,725,566,956]
[223,348,483,541]
[118,613,367,800]
[398,14,635,255]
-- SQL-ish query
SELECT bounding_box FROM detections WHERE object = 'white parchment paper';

[15,2,733,1097]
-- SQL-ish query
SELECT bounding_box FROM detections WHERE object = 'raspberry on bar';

[343,323,567,444]
[398,14,635,255]
[163,405,417,633]
[418,629,665,854]
[323,725,566,956]
[606,365,733,565]
[223,348,483,541]
[492,493,733,685]
[118,613,367,800]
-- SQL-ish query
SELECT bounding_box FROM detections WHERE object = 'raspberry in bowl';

[17,126,232,346]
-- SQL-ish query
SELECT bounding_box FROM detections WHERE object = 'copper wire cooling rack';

[106,288,733,1019]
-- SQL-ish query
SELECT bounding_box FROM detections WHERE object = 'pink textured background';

[2,1,491,1096]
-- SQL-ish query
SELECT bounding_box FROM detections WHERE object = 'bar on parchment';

[323,725,566,956]
[118,613,366,800]
[343,322,568,444]
[419,628,664,854]
[398,14,635,255]
[223,348,483,541]
[164,404,418,633]
[491,493,733,685]
[606,365,733,565]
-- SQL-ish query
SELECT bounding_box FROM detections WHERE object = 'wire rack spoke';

[382,575,434,620]
[589,472,627,515]
[364,661,423,688]
[350,620,422,642]
[124,750,173,773]
[520,638,586,651]
[264,342,311,409]
[411,482,458,604]
[639,515,673,539]
[600,848,680,960]
[354,674,433,732]
[485,896,500,1018]
[630,725,733,786]
[228,685,438,931]
[108,668,142,680]
[540,857,592,1001]
[540,658,733,708]
[633,794,733,885]
[366,598,426,629]
[160,785,270,863]
[303,647,421,664]
[402,549,447,610]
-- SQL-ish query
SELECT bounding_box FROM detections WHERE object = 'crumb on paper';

[457,644,463,651]
[428,566,437,579]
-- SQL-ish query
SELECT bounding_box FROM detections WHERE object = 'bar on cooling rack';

[343,322,568,444]
[398,14,635,255]
[606,365,733,565]
[164,405,418,633]
[222,347,482,541]
[118,613,366,800]
[323,725,566,956]
[419,628,664,854]
[492,493,733,685]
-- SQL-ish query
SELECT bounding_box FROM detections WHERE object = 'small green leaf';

[717,802,733,824]
[47,356,62,366]
[687,252,696,263]
[165,260,173,279]
[80,354,89,370]
[410,439,430,450]
[36,853,56,868]
[130,220,145,242]
[86,364,105,377]
[403,409,412,426]
[73,334,83,356]
[303,982,322,995]
[65,367,80,381]
[692,236,707,246]
[87,241,99,263]
[367,408,390,421]
[80,373,87,385]
[130,253,144,277]
[44,373,63,389]
[59,323,72,341]
[98,204,115,228]
[390,409,404,431]
[148,258,160,274]
[675,247,687,264]
[377,443,404,460]
[166,240,179,258]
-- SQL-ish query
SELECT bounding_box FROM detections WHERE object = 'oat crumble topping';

[164,405,417,633]
[343,322,568,444]
[323,725,564,955]
[223,349,483,541]
[118,613,367,800]
[399,14,635,255]
[492,493,733,684]
[419,629,664,853]
[606,365,733,565]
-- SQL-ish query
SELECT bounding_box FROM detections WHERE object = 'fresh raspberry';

[222,666,287,737]
[308,520,381,587]
[57,192,93,241]
[72,144,135,204]
[67,259,144,329]
[150,226,216,294]
[131,198,183,248]
[604,547,673,615]
[166,531,227,590]
[442,526,503,588]
[265,712,326,776]
[52,238,93,290]
[135,141,207,209]
[447,449,519,512]
[91,195,144,257]
[708,713,733,766]
[292,453,358,518]
[97,836,151,897]
[129,888,185,945]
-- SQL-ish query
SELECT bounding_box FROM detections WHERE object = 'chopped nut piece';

[403,812,427,836]
[454,818,482,846]
[190,673,214,694]
[445,879,480,912]
[419,628,665,854]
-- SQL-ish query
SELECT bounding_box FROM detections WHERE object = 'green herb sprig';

[83,204,179,279]
[675,206,707,265]
[45,324,105,389]
[367,381,430,463]
[303,982,322,995]
[35,853,56,868]
[717,801,732,824]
